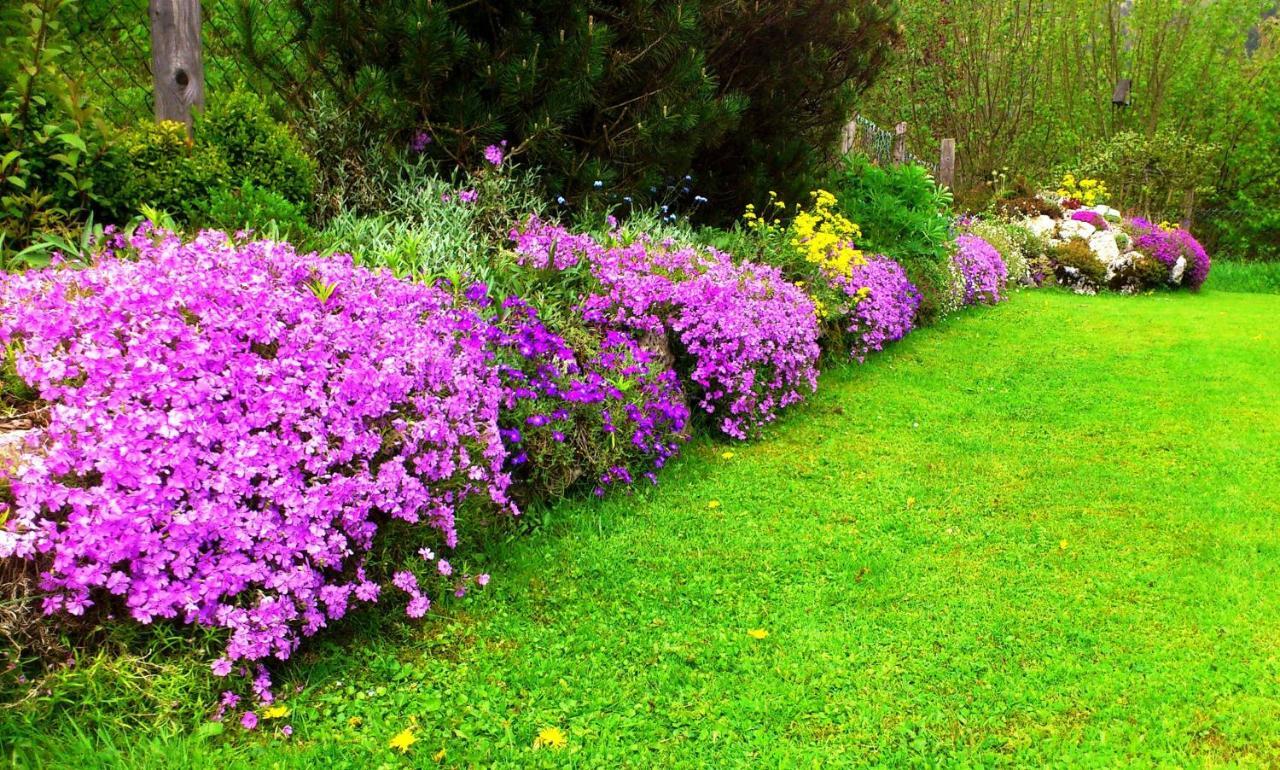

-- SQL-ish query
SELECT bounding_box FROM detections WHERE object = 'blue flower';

[593,180,603,189]
[556,196,567,205]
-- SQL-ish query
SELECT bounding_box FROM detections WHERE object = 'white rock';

[1093,205,1122,222]
[1026,215,1055,239]
[1089,230,1121,266]
[1171,256,1187,285]
[1058,218,1097,241]
[1104,250,1134,283]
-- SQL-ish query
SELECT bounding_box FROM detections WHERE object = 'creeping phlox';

[1127,217,1211,290]
[513,217,820,440]
[1056,173,1109,208]
[0,228,512,696]
[835,256,923,362]
[952,235,1010,306]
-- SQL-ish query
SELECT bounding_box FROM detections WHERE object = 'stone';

[1058,218,1097,241]
[1088,230,1121,266]
[1171,256,1187,285]
[1093,205,1122,222]
[1025,215,1055,239]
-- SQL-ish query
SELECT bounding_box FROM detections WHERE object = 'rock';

[1025,215,1055,239]
[1058,218,1097,241]
[0,428,32,470]
[1171,256,1187,285]
[1104,250,1135,283]
[1089,231,1121,266]
[1093,205,1122,222]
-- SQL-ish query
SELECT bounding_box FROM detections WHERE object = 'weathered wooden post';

[841,119,860,155]
[938,138,956,189]
[150,0,204,131]
[1181,189,1196,229]
[891,122,908,164]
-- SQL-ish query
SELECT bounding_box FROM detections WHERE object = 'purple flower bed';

[1070,210,1108,230]
[513,217,820,440]
[952,235,1009,306]
[1127,217,1211,290]
[0,229,511,679]
[485,294,689,497]
[838,255,922,362]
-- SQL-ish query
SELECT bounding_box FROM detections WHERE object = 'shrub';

[513,217,820,439]
[826,156,956,322]
[998,195,1062,220]
[0,0,109,265]
[952,234,1008,306]
[92,92,316,227]
[193,181,311,241]
[92,120,230,223]
[837,255,922,361]
[195,91,317,209]
[272,1,899,214]
[0,229,510,690]
[1051,237,1107,289]
[963,218,1031,285]
[483,294,689,502]
[1126,217,1211,290]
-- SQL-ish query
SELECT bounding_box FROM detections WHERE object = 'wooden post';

[840,119,860,155]
[150,0,204,131]
[892,122,908,164]
[1181,189,1196,229]
[938,138,956,189]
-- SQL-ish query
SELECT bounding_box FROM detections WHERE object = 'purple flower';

[952,235,1009,306]
[477,573,490,586]
[437,560,452,577]
[835,255,922,362]
[241,712,258,731]
[458,188,479,205]
[409,131,432,153]
[483,144,504,167]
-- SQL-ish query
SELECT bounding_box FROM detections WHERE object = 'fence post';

[938,138,956,189]
[841,119,859,155]
[892,122,908,164]
[1181,189,1196,229]
[150,0,204,131]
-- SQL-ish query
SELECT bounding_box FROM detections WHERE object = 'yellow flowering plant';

[1056,173,1110,207]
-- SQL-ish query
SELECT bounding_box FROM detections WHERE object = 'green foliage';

[193,181,311,241]
[266,1,898,216]
[92,120,229,223]
[965,218,1031,284]
[0,0,108,265]
[92,92,317,230]
[1075,130,1218,222]
[826,155,956,321]
[1052,237,1106,286]
[195,91,316,208]
[1206,260,1280,294]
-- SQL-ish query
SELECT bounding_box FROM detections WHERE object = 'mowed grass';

[8,288,1280,768]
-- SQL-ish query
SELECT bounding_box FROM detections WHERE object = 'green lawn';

[9,288,1280,768]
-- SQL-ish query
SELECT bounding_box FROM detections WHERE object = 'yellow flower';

[433,748,447,762]
[747,628,769,640]
[1059,539,1069,550]
[720,451,734,460]
[389,727,418,754]
[534,726,568,750]
[262,705,290,720]
[708,500,721,509]
[348,716,363,728]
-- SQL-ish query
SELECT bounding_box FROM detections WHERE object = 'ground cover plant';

[5,289,1278,767]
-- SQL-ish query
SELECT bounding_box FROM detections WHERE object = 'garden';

[2,1,1279,767]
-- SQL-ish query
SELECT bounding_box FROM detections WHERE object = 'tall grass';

[1205,261,1280,294]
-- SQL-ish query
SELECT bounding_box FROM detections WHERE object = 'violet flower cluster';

[1127,217,1211,290]
[484,293,690,497]
[512,217,820,440]
[0,229,512,674]
[1070,210,1109,230]
[837,255,922,362]
[952,234,1009,306]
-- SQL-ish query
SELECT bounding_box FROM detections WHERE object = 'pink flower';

[477,573,490,586]
[211,658,233,677]
[241,711,258,730]
[437,560,452,577]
